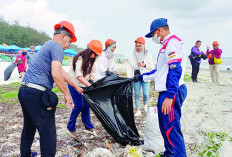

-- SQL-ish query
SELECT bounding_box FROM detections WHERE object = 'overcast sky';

[0,0,231,58]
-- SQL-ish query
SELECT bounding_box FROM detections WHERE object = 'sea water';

[186,58,232,71]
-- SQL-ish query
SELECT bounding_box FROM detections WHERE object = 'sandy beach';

[0,61,232,156]
[182,68,232,156]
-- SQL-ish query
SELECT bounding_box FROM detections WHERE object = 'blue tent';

[64,49,77,56]
[5,45,22,52]
[23,47,30,52]
[0,45,6,50]
[35,45,42,52]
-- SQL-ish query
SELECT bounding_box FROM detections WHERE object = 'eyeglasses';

[213,45,218,46]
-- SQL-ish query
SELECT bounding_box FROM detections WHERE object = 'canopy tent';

[64,49,77,56]
[0,45,6,50]
[4,45,22,52]
[23,47,30,52]
[34,45,42,52]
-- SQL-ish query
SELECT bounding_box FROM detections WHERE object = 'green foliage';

[0,90,18,99]
[9,82,21,88]
[69,44,84,53]
[184,74,191,82]
[151,91,156,96]
[196,131,230,157]
[229,137,232,142]
[151,101,157,106]
[0,17,83,59]
[57,104,67,109]
[52,87,62,93]
[0,88,4,93]
[0,17,51,47]
[11,100,19,106]
[63,56,69,60]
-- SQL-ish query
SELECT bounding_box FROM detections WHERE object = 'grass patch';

[184,74,192,82]
[194,131,232,157]
[0,98,8,103]
[57,104,67,109]
[9,82,21,88]
[150,101,157,106]
[0,88,4,93]
[11,100,19,106]
[52,87,62,93]
[0,90,18,99]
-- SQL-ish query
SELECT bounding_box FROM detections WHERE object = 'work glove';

[133,75,142,82]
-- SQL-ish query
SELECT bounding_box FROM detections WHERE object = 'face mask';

[22,52,27,56]
[152,34,161,44]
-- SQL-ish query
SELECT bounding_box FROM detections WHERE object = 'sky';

[0,0,232,58]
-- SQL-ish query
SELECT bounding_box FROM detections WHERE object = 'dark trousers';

[18,86,56,157]
[158,84,187,157]
[67,85,94,131]
[190,61,200,81]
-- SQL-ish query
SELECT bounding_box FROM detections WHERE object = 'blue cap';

[145,18,168,38]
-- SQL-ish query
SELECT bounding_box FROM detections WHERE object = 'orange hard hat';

[212,41,219,46]
[87,40,103,56]
[135,37,145,45]
[207,53,212,58]
[105,39,116,48]
[54,21,77,42]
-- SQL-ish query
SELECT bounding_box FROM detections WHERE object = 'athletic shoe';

[134,110,141,116]
[144,104,148,112]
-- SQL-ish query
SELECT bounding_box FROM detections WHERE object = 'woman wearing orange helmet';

[67,40,102,136]
[95,39,118,80]
[127,37,155,116]
[206,41,222,84]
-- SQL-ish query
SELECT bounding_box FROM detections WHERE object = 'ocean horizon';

[186,58,232,71]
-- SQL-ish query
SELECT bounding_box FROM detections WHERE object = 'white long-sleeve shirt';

[127,51,155,82]
[95,51,117,80]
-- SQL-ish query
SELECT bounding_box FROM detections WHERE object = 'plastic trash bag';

[83,74,143,146]
[143,106,164,153]
[4,63,17,81]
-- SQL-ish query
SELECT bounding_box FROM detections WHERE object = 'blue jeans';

[158,84,187,157]
[133,80,150,109]
[67,85,94,131]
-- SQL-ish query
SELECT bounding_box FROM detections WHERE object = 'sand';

[0,61,232,156]
[182,68,232,156]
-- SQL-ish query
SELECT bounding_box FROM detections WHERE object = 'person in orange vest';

[18,21,83,157]
[96,39,118,80]
[127,37,154,116]
[66,40,103,137]
[206,41,222,84]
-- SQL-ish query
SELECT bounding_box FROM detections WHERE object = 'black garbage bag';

[83,74,144,146]
[4,63,17,81]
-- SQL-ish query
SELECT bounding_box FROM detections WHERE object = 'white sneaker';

[144,104,148,112]
[134,110,141,116]
[83,129,98,136]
